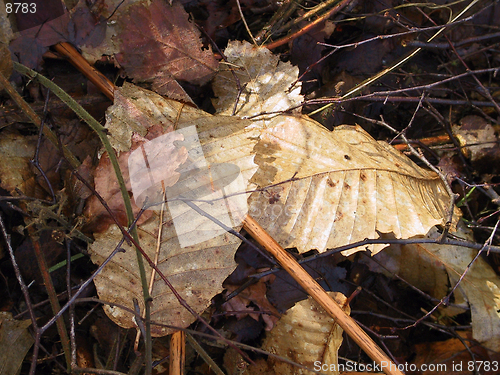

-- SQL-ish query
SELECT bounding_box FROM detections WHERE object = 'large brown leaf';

[89,84,260,336]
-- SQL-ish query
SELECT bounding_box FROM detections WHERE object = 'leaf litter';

[113,0,218,102]
[88,41,460,343]
[2,1,500,372]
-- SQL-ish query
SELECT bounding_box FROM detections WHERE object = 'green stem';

[13,62,153,374]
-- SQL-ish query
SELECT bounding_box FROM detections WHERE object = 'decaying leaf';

[113,0,218,102]
[89,84,261,336]
[367,223,500,352]
[261,292,349,375]
[247,117,452,255]
[0,312,34,375]
[0,130,36,195]
[88,42,455,335]
[213,40,303,116]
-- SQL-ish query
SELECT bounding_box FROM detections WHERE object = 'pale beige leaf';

[89,84,262,336]
[262,292,348,375]
[247,115,452,255]
[0,130,36,194]
[0,312,34,375]
[366,223,500,351]
[213,40,303,116]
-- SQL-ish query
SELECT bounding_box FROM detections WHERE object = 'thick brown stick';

[243,215,404,375]
[169,331,186,375]
[54,42,115,100]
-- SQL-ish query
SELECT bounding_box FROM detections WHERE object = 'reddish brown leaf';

[223,274,280,331]
[113,0,218,101]
[412,332,495,375]
[9,2,105,69]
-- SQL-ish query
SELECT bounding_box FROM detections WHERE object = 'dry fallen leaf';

[88,83,260,336]
[0,312,34,375]
[247,116,452,256]
[0,130,36,195]
[88,42,455,336]
[213,40,303,116]
[113,0,218,102]
[366,223,500,352]
[261,292,349,375]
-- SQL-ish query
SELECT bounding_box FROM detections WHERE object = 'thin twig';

[236,0,257,45]
[309,0,484,116]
